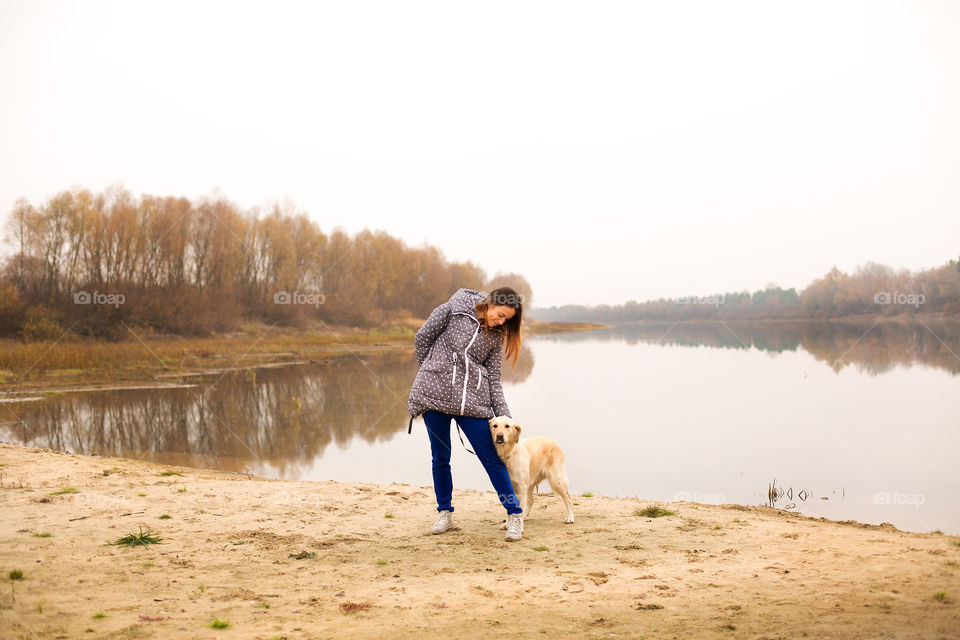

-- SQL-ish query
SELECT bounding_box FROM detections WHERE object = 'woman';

[407,286,525,541]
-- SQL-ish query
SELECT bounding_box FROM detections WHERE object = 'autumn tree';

[0,186,534,338]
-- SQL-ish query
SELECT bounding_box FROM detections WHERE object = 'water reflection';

[538,319,960,375]
[518,321,960,535]
[766,478,842,509]
[1,348,535,477]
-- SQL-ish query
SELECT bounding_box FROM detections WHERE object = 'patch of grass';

[158,514,171,520]
[532,546,549,552]
[375,559,388,566]
[9,569,24,580]
[110,526,162,547]
[209,618,230,629]
[339,601,372,614]
[946,560,958,567]
[713,525,722,530]
[951,539,960,547]
[137,493,147,497]
[91,612,107,619]
[140,562,155,568]
[231,539,248,545]
[159,470,183,477]
[103,467,120,476]
[49,487,78,495]
[259,601,270,609]
[636,505,676,518]
[934,591,946,601]
[176,488,187,493]
[32,532,52,538]
[384,513,394,518]
[35,601,43,613]
[580,491,594,497]
[288,551,316,560]
[932,530,944,535]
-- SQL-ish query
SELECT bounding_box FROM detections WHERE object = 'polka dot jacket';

[407,288,511,420]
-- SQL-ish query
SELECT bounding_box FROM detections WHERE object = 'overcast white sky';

[1,0,958,307]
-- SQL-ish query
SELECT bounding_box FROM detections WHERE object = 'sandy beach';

[1,442,957,640]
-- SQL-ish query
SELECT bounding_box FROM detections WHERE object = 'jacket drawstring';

[459,318,480,414]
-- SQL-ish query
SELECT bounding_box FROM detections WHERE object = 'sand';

[1,442,957,639]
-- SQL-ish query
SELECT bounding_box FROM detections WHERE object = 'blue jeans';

[423,410,522,515]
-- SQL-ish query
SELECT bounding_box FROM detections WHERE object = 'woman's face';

[485,304,516,327]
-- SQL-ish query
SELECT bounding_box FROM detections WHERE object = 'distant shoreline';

[0,320,606,394]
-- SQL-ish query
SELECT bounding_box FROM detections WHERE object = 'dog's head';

[489,415,522,450]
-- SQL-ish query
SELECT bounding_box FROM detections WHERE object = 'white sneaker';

[504,513,523,542]
[431,510,453,534]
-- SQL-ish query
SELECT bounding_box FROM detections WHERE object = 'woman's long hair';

[475,287,523,367]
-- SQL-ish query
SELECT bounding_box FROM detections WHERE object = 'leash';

[408,413,477,456]
[455,423,477,456]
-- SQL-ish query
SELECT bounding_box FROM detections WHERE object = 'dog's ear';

[512,422,522,440]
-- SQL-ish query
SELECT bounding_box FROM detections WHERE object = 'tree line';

[531,260,960,323]
[0,186,532,340]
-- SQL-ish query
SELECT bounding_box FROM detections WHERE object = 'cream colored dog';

[489,416,574,525]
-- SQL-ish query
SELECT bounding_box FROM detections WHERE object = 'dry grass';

[339,601,373,614]
[524,320,611,334]
[0,322,414,389]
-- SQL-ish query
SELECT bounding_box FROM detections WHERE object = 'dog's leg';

[524,485,535,520]
[518,484,529,518]
[549,471,575,524]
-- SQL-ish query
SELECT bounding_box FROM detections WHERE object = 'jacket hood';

[448,288,484,316]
